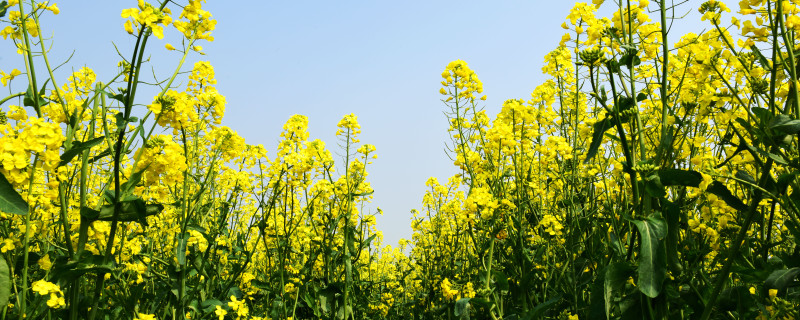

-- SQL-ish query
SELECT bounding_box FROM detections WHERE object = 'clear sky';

[1,1,704,247]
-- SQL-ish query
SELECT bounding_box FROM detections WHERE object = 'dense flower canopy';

[0,0,799,319]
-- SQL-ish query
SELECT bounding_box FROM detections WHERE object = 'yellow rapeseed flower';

[0,69,21,86]
[134,314,156,320]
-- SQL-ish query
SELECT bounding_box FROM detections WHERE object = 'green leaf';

[656,169,701,187]
[454,298,471,319]
[663,199,683,274]
[632,217,667,298]
[607,59,621,73]
[585,117,613,163]
[605,262,633,318]
[80,197,164,222]
[717,286,759,316]
[0,2,7,19]
[528,294,561,319]
[644,174,666,198]
[0,171,28,215]
[360,234,377,251]
[617,96,636,114]
[88,148,112,164]
[59,136,106,167]
[716,142,747,168]
[301,289,320,317]
[200,299,224,313]
[0,255,10,308]
[319,289,333,314]
[589,271,607,320]
[764,268,800,290]
[22,79,50,108]
[50,253,113,283]
[735,117,754,134]
[751,46,771,71]
[271,299,285,319]
[350,190,374,197]
[121,165,149,196]
[336,304,352,320]
[776,172,797,195]
[706,181,748,211]
[619,293,644,320]
[751,107,772,124]
[103,90,125,104]
[753,148,789,165]
[735,171,757,185]
[619,49,641,68]
[770,114,800,134]
[493,270,509,292]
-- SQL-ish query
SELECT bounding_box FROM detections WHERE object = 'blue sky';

[1,1,705,247]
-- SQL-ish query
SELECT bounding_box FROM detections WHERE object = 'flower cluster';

[31,280,65,308]
[121,0,173,38]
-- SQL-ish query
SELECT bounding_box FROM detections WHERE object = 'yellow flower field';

[0,0,799,319]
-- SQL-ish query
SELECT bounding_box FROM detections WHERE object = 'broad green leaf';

[0,171,28,215]
[0,255,9,308]
[607,59,621,73]
[454,297,471,319]
[200,299,223,313]
[319,290,334,314]
[770,114,800,134]
[718,286,759,316]
[493,270,509,292]
[617,96,636,112]
[632,217,667,298]
[764,268,800,290]
[751,107,772,124]
[706,181,748,211]
[271,299,285,319]
[59,136,106,167]
[619,49,641,68]
[605,262,633,318]
[23,78,50,108]
[80,198,163,223]
[619,294,644,320]
[103,90,125,104]
[585,117,613,163]
[589,271,607,320]
[656,169,701,187]
[528,294,561,319]
[336,304,352,320]
[643,174,666,198]
[50,253,112,283]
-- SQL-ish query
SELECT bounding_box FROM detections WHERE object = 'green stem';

[18,0,42,118]
[88,14,153,318]
[0,92,24,106]
[698,158,774,320]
